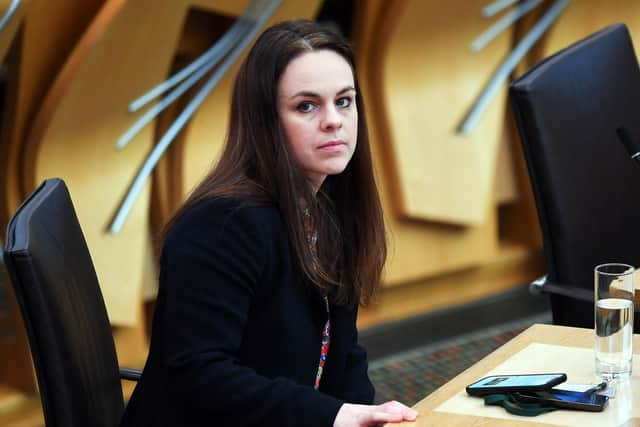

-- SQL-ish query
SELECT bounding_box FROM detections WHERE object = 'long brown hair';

[164,20,386,307]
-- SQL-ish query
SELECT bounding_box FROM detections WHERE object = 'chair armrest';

[530,275,640,313]
[119,367,142,381]
[529,275,593,302]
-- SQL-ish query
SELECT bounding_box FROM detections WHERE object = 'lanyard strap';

[484,394,557,417]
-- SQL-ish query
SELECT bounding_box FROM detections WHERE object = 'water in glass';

[595,297,633,379]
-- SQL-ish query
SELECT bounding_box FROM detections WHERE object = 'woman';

[120,20,417,427]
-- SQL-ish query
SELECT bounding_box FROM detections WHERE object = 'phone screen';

[473,374,564,388]
[466,373,567,396]
[545,390,604,404]
[519,389,609,411]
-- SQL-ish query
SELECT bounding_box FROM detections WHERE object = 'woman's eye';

[297,102,315,113]
[336,97,351,108]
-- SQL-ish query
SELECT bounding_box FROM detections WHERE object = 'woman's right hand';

[334,401,418,426]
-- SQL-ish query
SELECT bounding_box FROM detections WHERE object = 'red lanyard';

[303,208,331,390]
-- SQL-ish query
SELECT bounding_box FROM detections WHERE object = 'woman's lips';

[317,140,347,152]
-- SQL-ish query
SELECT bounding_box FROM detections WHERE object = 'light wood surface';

[403,324,640,426]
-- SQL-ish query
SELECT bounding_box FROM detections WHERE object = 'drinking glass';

[594,263,634,380]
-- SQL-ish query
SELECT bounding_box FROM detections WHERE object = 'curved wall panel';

[354,0,505,285]
[0,0,105,228]
[381,0,513,226]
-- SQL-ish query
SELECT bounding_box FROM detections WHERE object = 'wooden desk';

[403,324,640,426]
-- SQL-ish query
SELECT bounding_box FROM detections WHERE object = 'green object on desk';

[484,393,557,417]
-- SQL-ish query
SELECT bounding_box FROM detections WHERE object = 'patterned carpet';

[368,312,552,405]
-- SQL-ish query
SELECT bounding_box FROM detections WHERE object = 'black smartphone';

[466,373,567,396]
[513,389,609,412]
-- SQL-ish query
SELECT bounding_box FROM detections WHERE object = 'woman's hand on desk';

[334,400,418,426]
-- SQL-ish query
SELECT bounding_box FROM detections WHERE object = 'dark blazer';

[120,197,374,427]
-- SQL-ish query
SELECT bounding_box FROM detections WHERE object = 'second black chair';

[510,23,640,329]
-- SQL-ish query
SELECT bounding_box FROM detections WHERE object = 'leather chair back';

[510,24,640,328]
[4,178,124,427]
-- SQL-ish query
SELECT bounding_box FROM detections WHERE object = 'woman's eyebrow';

[290,91,320,100]
[289,86,356,100]
[336,86,356,95]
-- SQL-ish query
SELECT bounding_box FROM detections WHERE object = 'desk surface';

[401,324,640,427]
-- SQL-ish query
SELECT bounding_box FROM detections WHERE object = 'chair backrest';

[510,23,640,327]
[4,178,124,427]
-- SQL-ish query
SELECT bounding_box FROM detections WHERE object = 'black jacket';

[120,197,374,427]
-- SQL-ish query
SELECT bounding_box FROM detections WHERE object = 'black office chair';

[510,23,640,329]
[4,178,141,427]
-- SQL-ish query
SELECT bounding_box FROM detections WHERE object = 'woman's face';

[277,49,357,192]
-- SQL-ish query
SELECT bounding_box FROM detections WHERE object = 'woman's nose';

[320,105,343,131]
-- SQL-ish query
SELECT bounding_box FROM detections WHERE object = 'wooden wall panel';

[22,0,239,325]
[381,0,512,226]
[353,0,502,285]
[190,0,251,17]
[0,0,106,229]
[495,131,519,205]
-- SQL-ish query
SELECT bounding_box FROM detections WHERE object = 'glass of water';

[594,263,634,380]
